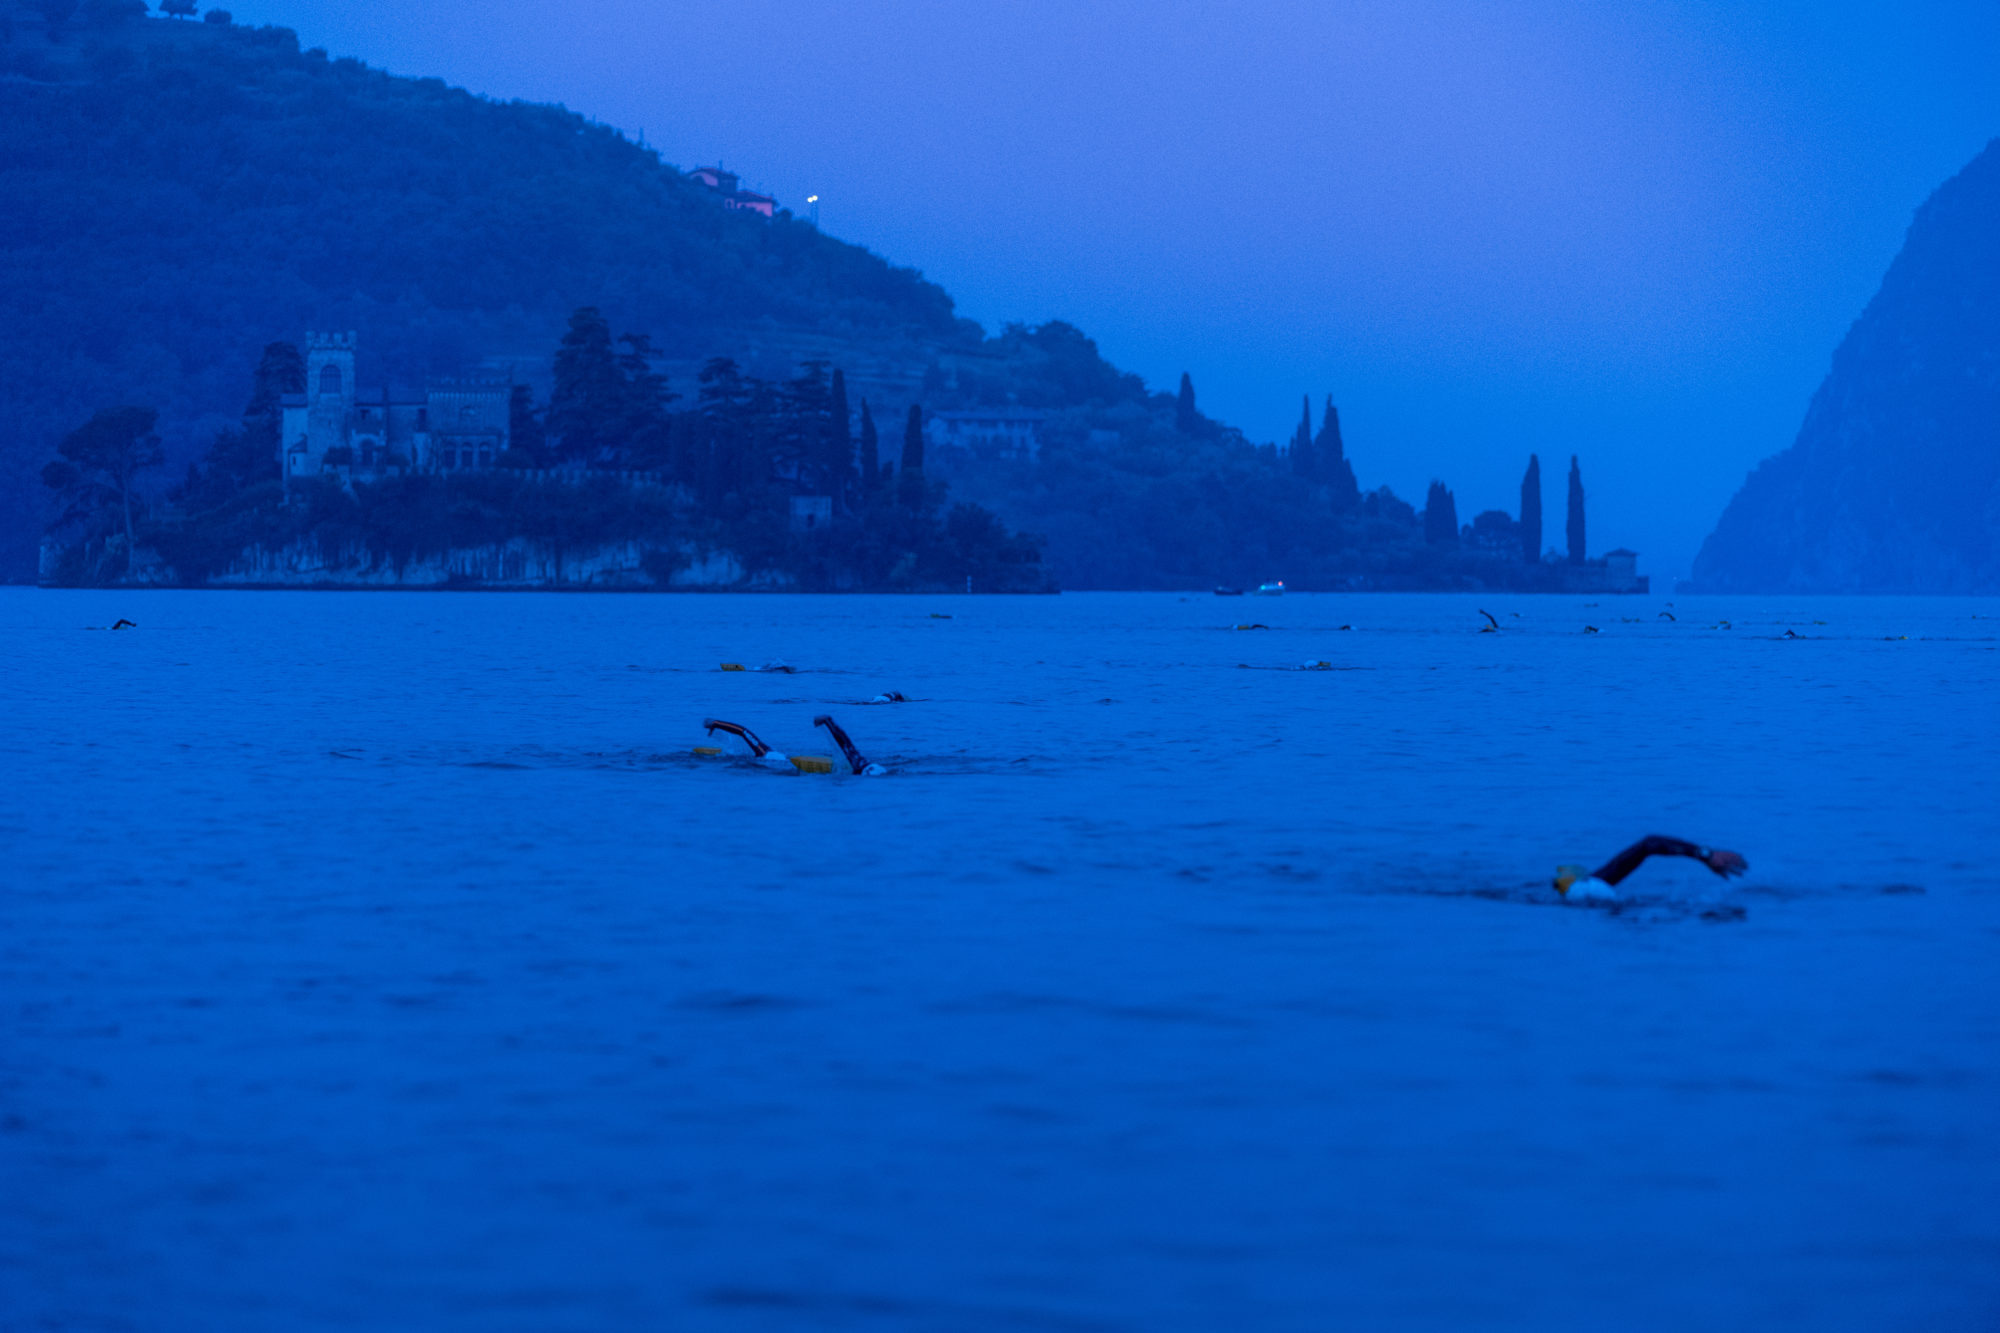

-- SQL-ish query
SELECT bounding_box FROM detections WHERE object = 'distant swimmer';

[1555,835,1748,902]
[814,714,889,776]
[1478,609,1499,632]
[866,691,908,704]
[112,619,137,630]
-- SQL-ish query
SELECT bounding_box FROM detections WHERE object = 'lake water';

[3,588,1997,1331]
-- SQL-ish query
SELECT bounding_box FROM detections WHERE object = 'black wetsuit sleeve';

[1593,835,1705,886]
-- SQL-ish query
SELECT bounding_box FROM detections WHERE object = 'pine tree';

[697,356,750,502]
[1424,480,1459,547]
[1519,454,1542,562]
[1318,397,1359,509]
[617,332,675,468]
[828,368,853,507]
[858,399,880,497]
[42,406,163,545]
[1289,395,1315,481]
[547,307,622,465]
[785,360,832,489]
[1176,373,1198,434]
[1566,455,1586,564]
[899,404,925,507]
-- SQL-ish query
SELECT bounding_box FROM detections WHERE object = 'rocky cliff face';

[1693,140,2000,592]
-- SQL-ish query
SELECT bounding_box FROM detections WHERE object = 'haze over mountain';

[1693,140,2000,592]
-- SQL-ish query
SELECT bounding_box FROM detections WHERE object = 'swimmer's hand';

[1703,848,1748,878]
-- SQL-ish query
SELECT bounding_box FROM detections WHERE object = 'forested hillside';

[0,2,967,578]
[3,2,1521,590]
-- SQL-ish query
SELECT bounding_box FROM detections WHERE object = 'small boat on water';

[1214,586,1245,596]
[1254,581,1285,596]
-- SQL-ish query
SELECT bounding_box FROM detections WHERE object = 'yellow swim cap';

[1553,866,1587,895]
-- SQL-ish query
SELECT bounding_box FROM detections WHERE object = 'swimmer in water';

[814,714,889,776]
[1555,835,1747,901]
[701,718,797,770]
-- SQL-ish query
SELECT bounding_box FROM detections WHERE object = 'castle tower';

[304,331,356,465]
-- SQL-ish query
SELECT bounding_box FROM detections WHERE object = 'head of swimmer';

[1552,865,1587,896]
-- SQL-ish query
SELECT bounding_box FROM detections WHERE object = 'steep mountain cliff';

[1692,139,2000,592]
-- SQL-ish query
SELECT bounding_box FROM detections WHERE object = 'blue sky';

[210,0,1999,580]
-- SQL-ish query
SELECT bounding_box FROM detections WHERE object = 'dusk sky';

[214,1,1999,580]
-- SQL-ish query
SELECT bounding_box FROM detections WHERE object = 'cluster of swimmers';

[695,711,1750,899]
[694,666,1750,899]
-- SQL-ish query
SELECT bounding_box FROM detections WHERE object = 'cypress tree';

[828,368,852,505]
[858,399,879,497]
[1289,395,1315,481]
[1519,453,1542,562]
[899,404,925,507]
[1318,397,1360,509]
[1176,372,1198,434]
[1566,455,1586,564]
[1424,480,1459,547]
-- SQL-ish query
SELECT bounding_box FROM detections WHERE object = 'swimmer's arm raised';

[1594,835,1747,886]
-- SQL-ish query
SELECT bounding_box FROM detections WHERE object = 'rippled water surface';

[4,588,1997,1331]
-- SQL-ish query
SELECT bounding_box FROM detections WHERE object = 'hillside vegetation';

[4,2,1517,589]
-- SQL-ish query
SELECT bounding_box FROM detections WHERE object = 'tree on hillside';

[1289,395,1315,481]
[1176,373,1198,434]
[899,404,925,508]
[547,308,673,467]
[1317,397,1359,510]
[616,331,675,468]
[1519,454,1542,562]
[827,368,853,507]
[1423,480,1459,547]
[858,400,880,497]
[505,384,548,467]
[1566,455,1586,564]
[696,356,758,501]
[171,341,297,511]
[548,308,621,464]
[158,0,197,17]
[43,406,163,544]
[785,360,832,495]
[244,340,306,429]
